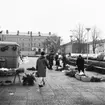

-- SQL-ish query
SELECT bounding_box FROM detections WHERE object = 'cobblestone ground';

[0,57,105,105]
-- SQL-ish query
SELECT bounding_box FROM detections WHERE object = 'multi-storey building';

[0,31,52,54]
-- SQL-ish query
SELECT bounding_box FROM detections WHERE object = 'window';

[39,43,40,47]
[22,43,24,47]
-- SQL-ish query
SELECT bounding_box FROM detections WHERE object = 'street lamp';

[30,31,32,51]
[70,35,73,53]
[86,28,91,63]
[70,35,73,43]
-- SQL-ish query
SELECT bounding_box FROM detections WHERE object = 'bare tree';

[91,26,100,53]
[43,34,61,53]
[70,24,86,43]
[70,24,87,53]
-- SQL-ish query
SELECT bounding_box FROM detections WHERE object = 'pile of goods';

[15,68,25,74]
[27,67,36,71]
[75,72,91,82]
[22,73,36,86]
[0,80,12,86]
[0,68,25,76]
[0,68,16,76]
[65,70,77,77]
[65,68,105,82]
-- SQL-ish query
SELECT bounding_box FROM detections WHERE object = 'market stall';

[0,41,24,85]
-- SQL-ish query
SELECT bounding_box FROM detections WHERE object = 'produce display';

[65,69,105,82]
[0,68,16,76]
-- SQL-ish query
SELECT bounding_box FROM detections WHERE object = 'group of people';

[36,51,85,87]
[46,51,68,70]
[36,51,68,87]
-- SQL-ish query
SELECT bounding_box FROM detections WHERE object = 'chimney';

[49,32,51,35]
[17,30,19,35]
[30,31,32,36]
[38,32,41,36]
[6,30,8,34]
[28,31,30,34]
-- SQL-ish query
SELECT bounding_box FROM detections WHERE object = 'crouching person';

[36,51,49,87]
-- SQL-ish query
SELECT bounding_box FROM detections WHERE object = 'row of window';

[2,37,45,41]
[19,43,41,47]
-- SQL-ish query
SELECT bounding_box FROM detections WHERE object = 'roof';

[0,41,19,46]
[60,42,71,46]
[88,39,105,45]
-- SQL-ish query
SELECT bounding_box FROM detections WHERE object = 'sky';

[0,0,105,44]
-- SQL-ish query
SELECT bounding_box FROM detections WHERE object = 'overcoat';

[76,56,84,70]
[36,56,48,77]
[49,53,54,65]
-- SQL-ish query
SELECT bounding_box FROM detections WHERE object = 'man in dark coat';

[76,55,84,73]
[55,53,61,70]
[36,51,49,87]
[62,53,67,69]
[48,51,54,70]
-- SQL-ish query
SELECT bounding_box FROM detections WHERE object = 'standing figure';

[49,51,54,70]
[76,55,84,73]
[36,51,49,87]
[62,53,67,69]
[55,53,60,70]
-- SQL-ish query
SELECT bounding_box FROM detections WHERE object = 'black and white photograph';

[0,0,105,105]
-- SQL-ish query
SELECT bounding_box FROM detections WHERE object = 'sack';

[22,74,35,86]
[90,76,101,82]
[65,70,77,77]
[16,68,24,74]
[27,67,36,71]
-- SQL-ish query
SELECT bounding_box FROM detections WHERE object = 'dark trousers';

[78,67,84,73]
[49,64,53,69]
[49,60,53,69]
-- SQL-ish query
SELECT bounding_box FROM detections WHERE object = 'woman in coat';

[36,51,49,87]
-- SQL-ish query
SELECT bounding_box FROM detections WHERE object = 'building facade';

[60,42,87,54]
[60,39,105,54]
[0,31,52,54]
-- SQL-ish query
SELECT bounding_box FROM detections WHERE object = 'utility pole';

[70,35,73,53]
[0,31,3,41]
[0,27,2,41]
[86,28,91,63]
[30,31,32,51]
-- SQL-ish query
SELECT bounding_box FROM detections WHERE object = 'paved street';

[0,57,105,105]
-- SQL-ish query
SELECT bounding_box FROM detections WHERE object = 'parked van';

[0,41,20,68]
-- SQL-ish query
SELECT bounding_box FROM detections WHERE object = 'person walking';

[36,51,49,87]
[76,55,84,73]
